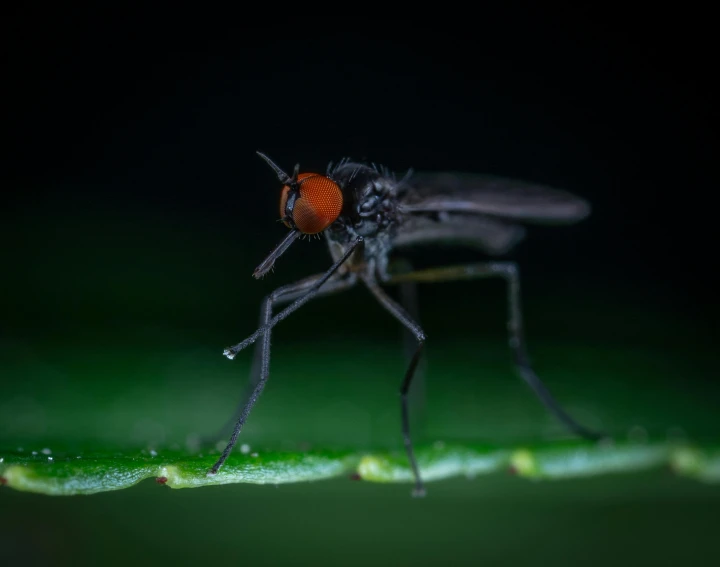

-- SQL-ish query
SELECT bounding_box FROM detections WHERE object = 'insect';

[208,151,603,496]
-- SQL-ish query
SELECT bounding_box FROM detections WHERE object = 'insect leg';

[388,262,605,442]
[222,236,362,360]
[209,273,357,475]
[361,274,427,497]
[391,258,427,422]
[209,238,362,475]
[210,273,356,442]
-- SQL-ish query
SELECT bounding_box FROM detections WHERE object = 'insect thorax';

[325,162,400,277]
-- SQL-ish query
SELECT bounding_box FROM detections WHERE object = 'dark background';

[2,8,718,566]
[3,11,717,337]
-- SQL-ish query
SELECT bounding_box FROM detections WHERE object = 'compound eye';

[291,174,343,234]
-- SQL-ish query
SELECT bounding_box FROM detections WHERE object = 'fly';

[207,151,605,496]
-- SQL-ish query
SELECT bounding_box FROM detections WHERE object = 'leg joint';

[491,261,519,280]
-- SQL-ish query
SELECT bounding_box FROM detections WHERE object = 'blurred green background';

[3,10,718,567]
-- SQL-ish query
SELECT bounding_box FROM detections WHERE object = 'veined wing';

[393,213,526,256]
[398,172,591,225]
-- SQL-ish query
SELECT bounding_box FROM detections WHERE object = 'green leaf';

[2,293,718,497]
[2,440,719,496]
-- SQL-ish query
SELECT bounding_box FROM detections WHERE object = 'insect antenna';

[256,151,299,185]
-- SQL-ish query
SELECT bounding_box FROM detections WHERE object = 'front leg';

[210,273,356,442]
[209,273,357,475]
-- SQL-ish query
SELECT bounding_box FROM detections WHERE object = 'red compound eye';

[280,173,343,234]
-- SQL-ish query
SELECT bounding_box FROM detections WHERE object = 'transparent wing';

[394,213,526,256]
[399,172,591,225]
